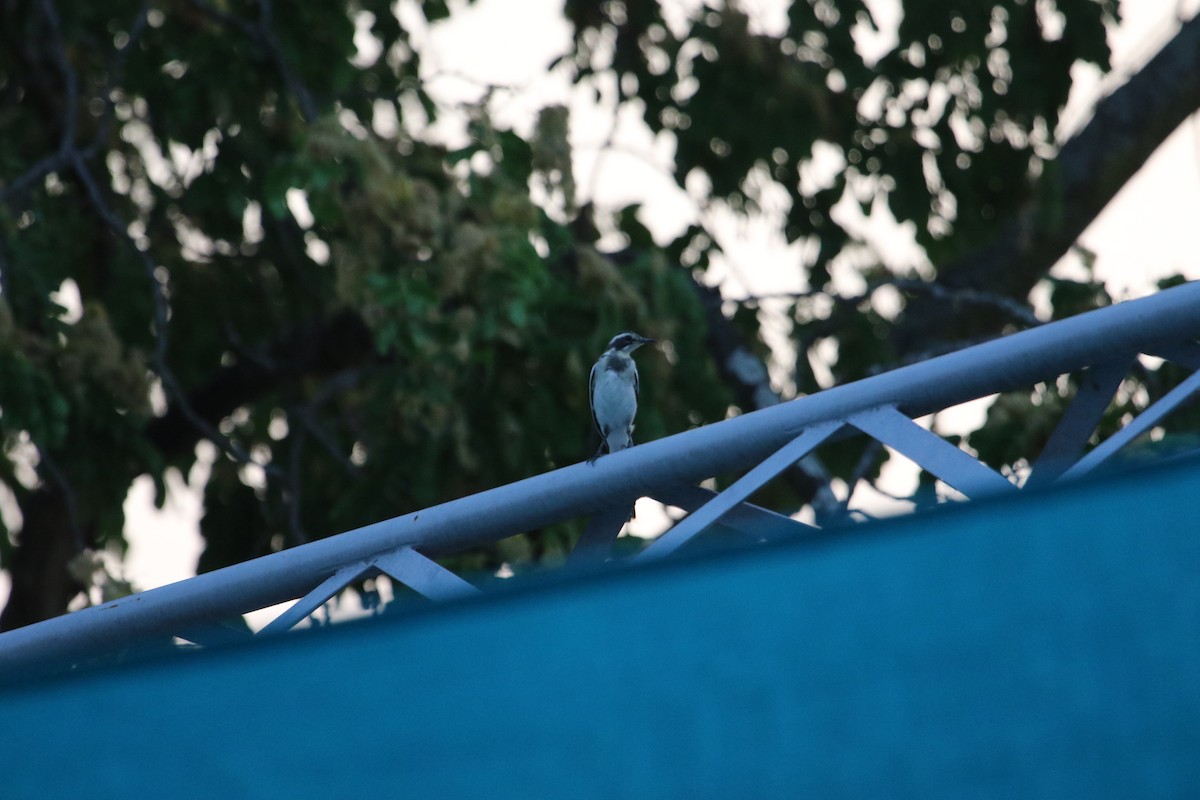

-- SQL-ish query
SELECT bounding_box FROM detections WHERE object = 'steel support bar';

[849,406,1017,498]
[176,623,253,647]
[2,283,1200,675]
[374,547,480,602]
[1059,368,1200,481]
[636,421,842,562]
[1149,341,1200,371]
[1026,359,1131,488]
[259,562,372,636]
[568,503,636,566]
[649,484,818,542]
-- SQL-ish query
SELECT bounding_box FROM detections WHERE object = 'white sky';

[2,0,1198,616]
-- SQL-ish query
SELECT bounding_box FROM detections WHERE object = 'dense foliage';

[0,0,1193,627]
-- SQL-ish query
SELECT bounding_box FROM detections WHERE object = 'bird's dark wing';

[633,365,640,399]
[589,360,601,435]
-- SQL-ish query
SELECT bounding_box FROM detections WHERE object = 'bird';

[588,331,655,464]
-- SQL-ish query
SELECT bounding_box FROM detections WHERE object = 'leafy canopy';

[0,0,1188,625]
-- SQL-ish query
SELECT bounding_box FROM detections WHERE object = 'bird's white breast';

[592,360,638,450]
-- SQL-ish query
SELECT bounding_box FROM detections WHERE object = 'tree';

[0,0,1194,629]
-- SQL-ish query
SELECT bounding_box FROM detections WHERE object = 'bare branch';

[88,3,150,149]
[888,279,1041,328]
[184,0,257,37]
[1,4,148,210]
[26,0,283,487]
[735,276,1043,329]
[256,0,318,123]
[33,448,86,552]
[280,367,378,545]
[285,425,307,545]
[185,0,318,123]
[36,0,78,155]
[0,151,69,209]
[691,277,842,521]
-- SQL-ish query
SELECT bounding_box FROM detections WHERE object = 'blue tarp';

[2,457,1199,798]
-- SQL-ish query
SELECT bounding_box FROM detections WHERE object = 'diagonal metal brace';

[374,546,480,602]
[568,502,636,567]
[636,420,843,562]
[1059,368,1200,481]
[259,561,373,636]
[1147,341,1200,371]
[176,622,253,647]
[849,405,1017,499]
[1026,358,1131,488]
[649,483,818,542]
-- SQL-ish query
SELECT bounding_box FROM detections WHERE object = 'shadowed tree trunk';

[893,12,1200,353]
[0,485,85,630]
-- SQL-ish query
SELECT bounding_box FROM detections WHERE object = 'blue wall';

[3,458,1199,798]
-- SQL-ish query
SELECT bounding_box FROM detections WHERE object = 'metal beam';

[568,503,635,566]
[374,547,480,602]
[849,406,1017,499]
[1148,341,1200,371]
[175,623,253,647]
[259,562,372,636]
[636,421,842,561]
[3,283,1200,674]
[648,484,818,542]
[1059,368,1200,481]
[1025,359,1131,488]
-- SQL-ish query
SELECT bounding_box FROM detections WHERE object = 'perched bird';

[589,331,655,463]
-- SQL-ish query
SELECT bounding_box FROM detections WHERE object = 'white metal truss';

[3,281,1200,675]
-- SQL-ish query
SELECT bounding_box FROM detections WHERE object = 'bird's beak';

[640,336,656,345]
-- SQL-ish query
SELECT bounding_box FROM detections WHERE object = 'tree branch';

[145,311,375,457]
[896,12,1200,351]
[738,277,1043,329]
[690,278,841,521]
[185,0,318,123]
[1,0,317,628]
[0,3,147,211]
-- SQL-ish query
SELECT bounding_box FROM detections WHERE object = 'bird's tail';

[605,427,633,453]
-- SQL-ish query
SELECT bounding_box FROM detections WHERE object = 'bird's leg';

[587,441,607,465]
